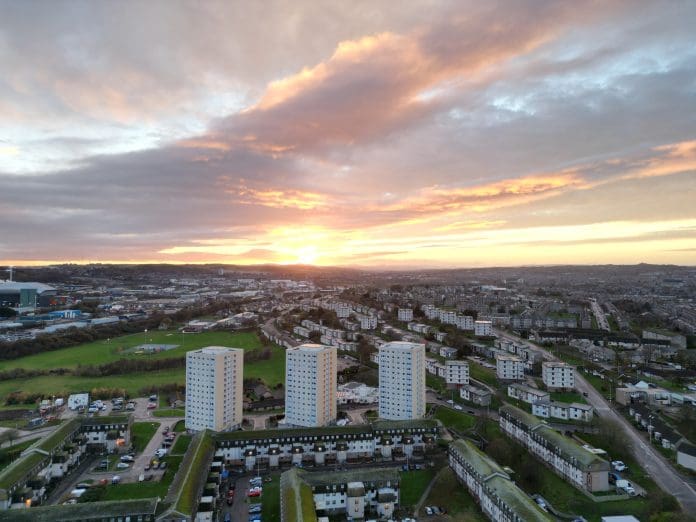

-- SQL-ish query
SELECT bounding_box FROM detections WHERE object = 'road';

[495,328,696,511]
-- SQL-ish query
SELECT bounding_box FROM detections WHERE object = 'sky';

[0,0,695,268]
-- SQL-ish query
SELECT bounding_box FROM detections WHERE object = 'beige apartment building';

[185,346,244,432]
[285,344,337,427]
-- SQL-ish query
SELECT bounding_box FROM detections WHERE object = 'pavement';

[495,327,696,511]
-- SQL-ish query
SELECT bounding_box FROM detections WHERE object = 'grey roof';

[0,498,158,521]
[0,282,55,293]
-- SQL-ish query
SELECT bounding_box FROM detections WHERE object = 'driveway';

[495,328,696,511]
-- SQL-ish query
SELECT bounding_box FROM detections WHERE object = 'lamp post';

[648,415,654,443]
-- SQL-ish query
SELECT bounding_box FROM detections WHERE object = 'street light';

[648,415,654,443]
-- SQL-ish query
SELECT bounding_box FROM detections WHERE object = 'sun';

[295,246,319,265]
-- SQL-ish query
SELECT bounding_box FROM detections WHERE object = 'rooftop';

[0,499,159,521]
[380,341,424,352]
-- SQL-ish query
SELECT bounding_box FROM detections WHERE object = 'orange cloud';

[228,185,330,210]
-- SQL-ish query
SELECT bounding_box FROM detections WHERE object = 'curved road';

[495,328,696,511]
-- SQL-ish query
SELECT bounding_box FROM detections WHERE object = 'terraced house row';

[0,416,132,510]
[499,405,610,492]
[448,439,553,522]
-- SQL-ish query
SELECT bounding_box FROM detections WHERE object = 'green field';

[550,391,587,404]
[0,331,286,404]
[433,406,476,432]
[0,330,263,371]
[171,435,192,455]
[399,469,436,508]
[468,361,498,386]
[261,474,281,521]
[132,422,160,453]
[153,409,185,418]
[423,468,486,521]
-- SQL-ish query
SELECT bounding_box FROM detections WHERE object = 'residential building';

[185,346,244,432]
[280,467,399,521]
[397,308,413,322]
[542,361,575,390]
[676,441,696,472]
[507,383,550,405]
[499,405,610,492]
[285,344,337,427]
[379,342,426,420]
[532,401,594,422]
[495,354,525,380]
[445,360,469,386]
[448,439,553,522]
[459,385,491,406]
[474,320,493,337]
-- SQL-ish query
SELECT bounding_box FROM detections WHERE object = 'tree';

[0,307,17,318]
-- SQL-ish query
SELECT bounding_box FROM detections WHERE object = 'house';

[531,401,594,422]
[676,441,696,472]
[507,383,550,405]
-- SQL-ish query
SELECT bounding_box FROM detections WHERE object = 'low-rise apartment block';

[474,320,493,337]
[449,439,553,522]
[445,360,469,386]
[499,405,610,492]
[507,383,550,404]
[532,401,594,422]
[397,308,413,322]
[495,354,525,380]
[460,385,492,406]
[542,361,575,390]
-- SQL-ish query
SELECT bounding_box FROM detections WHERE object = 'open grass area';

[433,406,476,432]
[171,434,192,455]
[153,408,185,418]
[0,331,285,404]
[550,391,587,404]
[172,420,186,432]
[468,361,498,386]
[399,468,436,509]
[260,473,281,521]
[102,455,183,501]
[0,330,263,371]
[423,468,486,521]
[132,421,160,453]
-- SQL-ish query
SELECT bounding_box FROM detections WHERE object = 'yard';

[131,421,160,453]
[433,406,476,432]
[260,474,281,521]
[550,391,587,404]
[422,468,486,521]
[399,468,436,509]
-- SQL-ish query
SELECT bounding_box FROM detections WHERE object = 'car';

[248,516,261,522]
[111,475,121,485]
[145,474,154,481]
[247,490,261,497]
[534,497,548,511]
[149,395,158,402]
[76,482,91,489]
[609,472,620,485]
[425,506,433,515]
[612,460,627,472]
[138,474,145,482]
[224,514,231,522]
[116,462,130,469]
[227,496,234,506]
[159,461,168,470]
[144,464,151,471]
[249,504,262,513]
[147,403,157,409]
[120,455,134,463]
[446,399,454,405]
[155,448,168,458]
[454,404,463,411]
[99,478,109,486]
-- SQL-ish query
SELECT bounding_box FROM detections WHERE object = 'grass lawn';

[153,408,185,418]
[260,473,281,521]
[0,330,263,371]
[132,421,160,453]
[468,361,498,387]
[433,406,476,432]
[423,468,486,521]
[172,420,186,432]
[400,469,435,509]
[550,391,587,404]
[102,455,183,501]
[171,434,192,455]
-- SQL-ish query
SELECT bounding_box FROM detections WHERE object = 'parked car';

[120,455,134,463]
[116,462,130,469]
[138,474,145,482]
[534,496,548,511]
[155,448,168,458]
[454,404,463,411]
[616,479,636,496]
[159,461,168,470]
[611,460,627,472]
[111,475,121,485]
[144,464,151,471]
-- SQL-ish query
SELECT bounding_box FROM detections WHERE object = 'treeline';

[73,357,185,377]
[244,347,272,363]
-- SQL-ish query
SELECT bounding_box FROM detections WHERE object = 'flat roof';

[380,341,424,351]
[0,498,159,521]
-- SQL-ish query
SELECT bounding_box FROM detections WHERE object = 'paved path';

[495,328,696,511]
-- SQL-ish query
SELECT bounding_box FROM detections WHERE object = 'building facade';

[542,362,575,390]
[495,354,525,380]
[445,360,470,386]
[185,346,244,432]
[285,344,337,427]
[379,342,426,420]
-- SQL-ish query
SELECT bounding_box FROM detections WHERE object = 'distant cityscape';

[0,264,694,521]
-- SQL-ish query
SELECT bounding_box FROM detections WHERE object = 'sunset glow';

[0,1,694,267]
